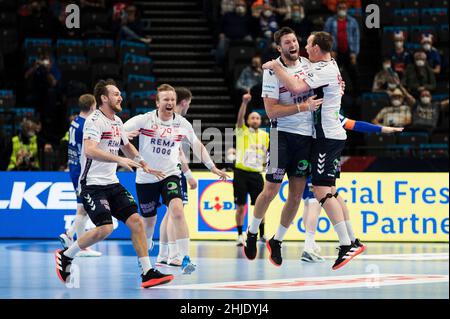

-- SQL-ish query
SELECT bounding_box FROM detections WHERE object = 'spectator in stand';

[390,31,412,78]
[221,0,237,15]
[372,57,399,92]
[402,51,436,96]
[410,89,449,131]
[324,0,360,95]
[323,0,362,13]
[372,88,412,128]
[236,55,263,93]
[216,0,253,65]
[270,0,292,21]
[18,1,59,38]
[258,3,279,40]
[7,118,40,171]
[281,4,313,46]
[420,34,442,75]
[118,4,152,44]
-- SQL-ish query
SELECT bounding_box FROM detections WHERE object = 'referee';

[234,92,269,246]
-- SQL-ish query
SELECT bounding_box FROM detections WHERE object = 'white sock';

[176,238,190,257]
[147,238,154,251]
[159,242,169,258]
[345,220,356,242]
[64,241,81,258]
[168,242,178,259]
[304,231,316,251]
[138,257,152,274]
[66,217,77,238]
[274,224,288,241]
[334,221,351,246]
[74,215,88,240]
[249,217,263,234]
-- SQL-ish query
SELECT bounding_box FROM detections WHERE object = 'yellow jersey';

[235,124,269,173]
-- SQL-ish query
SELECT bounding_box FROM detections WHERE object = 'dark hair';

[93,79,117,106]
[274,27,296,45]
[175,87,192,104]
[311,31,334,53]
[78,94,96,112]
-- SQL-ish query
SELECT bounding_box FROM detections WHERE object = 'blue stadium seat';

[56,39,85,57]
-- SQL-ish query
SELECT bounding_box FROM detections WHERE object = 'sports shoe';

[236,235,245,247]
[301,250,325,263]
[181,256,196,275]
[58,233,73,249]
[76,248,102,257]
[167,255,183,267]
[259,235,267,243]
[141,268,174,288]
[352,238,367,252]
[266,236,283,267]
[332,245,364,270]
[243,231,258,260]
[156,255,168,266]
[312,242,321,254]
[55,249,73,284]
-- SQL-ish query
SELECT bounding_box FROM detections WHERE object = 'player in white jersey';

[124,84,229,274]
[55,79,174,288]
[263,31,366,270]
[243,27,323,267]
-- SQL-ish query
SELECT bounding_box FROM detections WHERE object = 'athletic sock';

[249,217,263,234]
[304,231,316,251]
[345,220,357,242]
[259,222,265,237]
[176,238,190,257]
[237,225,243,236]
[273,225,288,242]
[73,215,88,240]
[159,241,169,258]
[64,241,81,258]
[168,242,178,259]
[138,257,152,274]
[147,238,153,251]
[334,221,351,246]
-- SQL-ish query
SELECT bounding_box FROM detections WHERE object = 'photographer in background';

[7,118,40,171]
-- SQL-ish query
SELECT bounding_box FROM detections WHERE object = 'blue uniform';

[68,116,86,203]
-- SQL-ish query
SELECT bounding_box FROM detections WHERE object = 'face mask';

[395,41,403,49]
[236,6,246,15]
[264,30,272,39]
[392,99,402,107]
[263,10,272,18]
[421,97,431,104]
[422,44,431,51]
[383,63,391,70]
[415,60,425,67]
[292,12,303,22]
[388,83,397,90]
[337,10,347,18]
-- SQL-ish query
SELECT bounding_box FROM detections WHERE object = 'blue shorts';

[69,171,82,204]
[180,173,188,205]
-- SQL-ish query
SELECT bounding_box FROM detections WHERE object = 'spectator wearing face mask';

[402,51,436,96]
[324,0,360,95]
[323,0,362,13]
[221,0,237,15]
[410,90,449,131]
[258,4,279,40]
[420,34,441,75]
[390,31,412,78]
[216,0,253,65]
[7,119,40,171]
[372,88,412,128]
[372,58,399,92]
[281,4,313,45]
[236,55,263,92]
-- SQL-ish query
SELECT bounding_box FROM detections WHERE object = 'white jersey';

[303,59,347,140]
[261,56,314,136]
[79,110,129,187]
[123,110,199,184]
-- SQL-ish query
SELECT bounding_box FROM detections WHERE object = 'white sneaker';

[156,255,168,266]
[167,254,183,267]
[301,249,325,263]
[236,235,245,247]
[58,233,73,249]
[76,248,102,257]
[312,242,321,254]
[181,256,196,275]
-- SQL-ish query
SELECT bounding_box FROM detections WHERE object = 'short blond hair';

[78,94,96,112]
[156,84,176,101]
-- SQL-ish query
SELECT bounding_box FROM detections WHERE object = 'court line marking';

[320,253,449,261]
[159,274,449,292]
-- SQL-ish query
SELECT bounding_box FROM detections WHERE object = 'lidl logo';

[198,180,248,232]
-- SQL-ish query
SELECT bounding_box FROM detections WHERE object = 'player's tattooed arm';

[262,60,311,94]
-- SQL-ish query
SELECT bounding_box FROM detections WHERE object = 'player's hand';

[262,59,278,70]
[302,95,323,112]
[126,130,140,140]
[141,162,165,180]
[118,157,142,171]
[381,126,404,134]
[187,177,198,190]
[211,167,230,181]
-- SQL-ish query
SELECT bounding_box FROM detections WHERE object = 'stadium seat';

[394,9,420,26]
[91,63,121,82]
[86,39,115,63]
[122,63,153,81]
[81,11,109,30]
[56,39,85,57]
[119,41,149,61]
[127,74,156,92]
[409,0,432,9]
[431,134,449,145]
[227,46,256,74]
[421,8,448,25]
[59,64,90,86]
[0,28,17,54]
[0,11,16,26]
[303,0,322,13]
[438,25,449,44]
[0,90,15,109]
[397,132,429,146]
[365,133,397,156]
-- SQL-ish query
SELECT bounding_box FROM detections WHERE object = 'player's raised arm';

[237,92,251,128]
[262,60,311,94]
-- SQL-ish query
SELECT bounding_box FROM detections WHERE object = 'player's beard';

[110,100,122,113]
[281,47,299,62]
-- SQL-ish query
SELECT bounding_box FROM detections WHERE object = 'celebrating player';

[55,79,174,288]
[123,84,230,274]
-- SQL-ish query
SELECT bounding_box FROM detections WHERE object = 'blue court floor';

[0,240,448,299]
